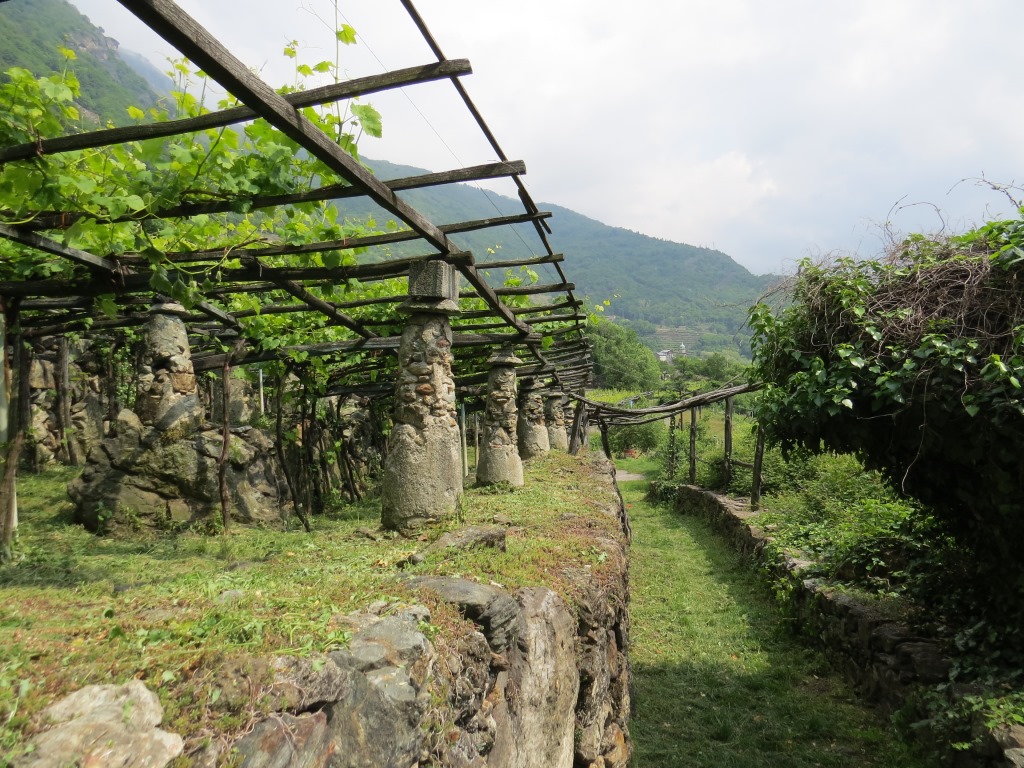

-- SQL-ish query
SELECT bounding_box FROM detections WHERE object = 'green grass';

[0,452,624,764]
[621,470,927,767]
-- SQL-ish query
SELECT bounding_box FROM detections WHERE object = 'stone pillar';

[476,346,524,487]
[517,378,550,460]
[134,302,203,439]
[381,261,462,531]
[544,391,569,451]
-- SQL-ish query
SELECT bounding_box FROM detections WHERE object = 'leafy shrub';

[608,419,665,456]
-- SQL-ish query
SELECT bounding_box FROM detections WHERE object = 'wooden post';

[667,417,675,479]
[0,301,27,562]
[103,336,121,431]
[599,418,612,460]
[568,400,586,456]
[55,336,81,466]
[0,308,8,450]
[218,356,234,533]
[473,413,480,470]
[459,402,469,479]
[275,369,310,532]
[688,408,697,484]
[258,368,265,415]
[724,397,734,487]
[751,425,766,510]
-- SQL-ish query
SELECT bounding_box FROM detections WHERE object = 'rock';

[410,576,525,652]
[427,525,507,554]
[231,711,334,768]
[29,358,55,390]
[490,588,579,768]
[322,664,422,767]
[896,641,951,684]
[994,724,1024,750]
[266,656,354,713]
[16,680,183,768]
[1007,749,1024,768]
[71,423,284,531]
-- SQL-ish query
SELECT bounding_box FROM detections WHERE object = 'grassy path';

[620,469,926,767]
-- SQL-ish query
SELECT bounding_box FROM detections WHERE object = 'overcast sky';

[68,0,1024,276]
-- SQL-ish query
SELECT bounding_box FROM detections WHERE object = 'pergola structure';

[0,1,593,391]
[0,0,595,539]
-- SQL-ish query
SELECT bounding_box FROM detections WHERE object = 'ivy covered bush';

[748,212,1024,651]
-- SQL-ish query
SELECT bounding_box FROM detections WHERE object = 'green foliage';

[587,317,662,390]
[749,222,1024,578]
[0,40,402,397]
[608,419,665,456]
[0,0,166,124]
[755,452,932,592]
[663,352,749,397]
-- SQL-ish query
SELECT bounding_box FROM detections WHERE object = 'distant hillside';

[0,0,167,123]
[0,1,774,357]
[347,159,779,355]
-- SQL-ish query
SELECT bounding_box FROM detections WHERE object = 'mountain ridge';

[358,158,778,355]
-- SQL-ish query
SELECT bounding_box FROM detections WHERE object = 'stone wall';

[26,339,108,467]
[31,457,633,768]
[209,457,632,767]
[654,483,1024,768]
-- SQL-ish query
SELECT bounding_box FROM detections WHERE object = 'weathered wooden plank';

[0,223,117,273]
[152,212,547,264]
[191,330,542,372]
[118,0,458,254]
[0,59,472,164]
[476,253,563,270]
[455,313,585,332]
[570,382,762,417]
[256,257,377,339]
[18,161,527,232]
[489,281,574,297]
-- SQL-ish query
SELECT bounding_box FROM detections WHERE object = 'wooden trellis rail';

[569,383,767,508]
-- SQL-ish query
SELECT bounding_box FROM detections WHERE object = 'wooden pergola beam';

[253,258,377,339]
[118,0,458,255]
[16,160,528,233]
[0,59,473,164]
[0,224,241,330]
[153,211,550,264]
[0,222,118,273]
[191,330,542,372]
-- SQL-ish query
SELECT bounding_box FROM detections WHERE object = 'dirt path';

[617,469,926,768]
[614,470,646,483]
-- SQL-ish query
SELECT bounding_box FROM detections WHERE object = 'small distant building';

[657,349,674,363]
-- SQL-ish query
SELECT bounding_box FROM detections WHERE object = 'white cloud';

[57,0,1024,275]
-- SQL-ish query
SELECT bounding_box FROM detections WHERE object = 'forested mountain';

[350,159,780,356]
[0,0,167,123]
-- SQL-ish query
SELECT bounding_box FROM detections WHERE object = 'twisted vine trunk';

[55,336,81,466]
[0,301,26,562]
[274,370,310,532]
[218,355,233,533]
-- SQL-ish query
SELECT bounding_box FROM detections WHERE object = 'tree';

[588,318,661,391]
